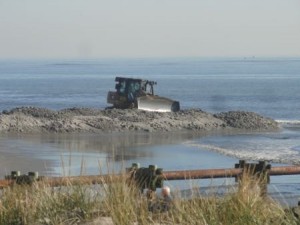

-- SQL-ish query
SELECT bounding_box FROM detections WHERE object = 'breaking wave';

[277,120,300,128]
[184,141,300,165]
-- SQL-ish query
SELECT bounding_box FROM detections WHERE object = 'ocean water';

[0,58,299,118]
[0,57,300,204]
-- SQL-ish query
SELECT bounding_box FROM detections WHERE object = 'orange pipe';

[1,165,300,188]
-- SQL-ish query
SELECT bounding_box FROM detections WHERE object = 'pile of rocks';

[0,107,278,133]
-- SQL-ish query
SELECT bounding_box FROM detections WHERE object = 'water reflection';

[2,130,300,206]
[0,132,207,177]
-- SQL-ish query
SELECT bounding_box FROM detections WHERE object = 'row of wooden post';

[1,160,300,198]
[126,160,273,197]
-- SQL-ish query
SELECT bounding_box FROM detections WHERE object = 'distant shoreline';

[0,107,278,134]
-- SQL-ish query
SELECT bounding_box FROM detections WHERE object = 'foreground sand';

[0,107,278,133]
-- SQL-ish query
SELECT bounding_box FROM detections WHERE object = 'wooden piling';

[2,162,300,189]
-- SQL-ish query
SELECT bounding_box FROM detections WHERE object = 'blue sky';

[0,0,299,59]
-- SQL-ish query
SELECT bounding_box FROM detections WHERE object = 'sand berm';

[0,107,279,133]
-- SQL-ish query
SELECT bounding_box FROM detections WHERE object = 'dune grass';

[0,171,298,225]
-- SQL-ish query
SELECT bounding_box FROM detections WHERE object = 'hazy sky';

[0,0,299,59]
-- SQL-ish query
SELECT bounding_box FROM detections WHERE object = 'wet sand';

[0,131,237,178]
[1,130,300,206]
[0,106,278,178]
[2,107,297,205]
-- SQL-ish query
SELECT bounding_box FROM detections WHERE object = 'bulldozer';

[107,77,180,112]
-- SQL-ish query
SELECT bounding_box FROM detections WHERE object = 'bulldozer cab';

[115,77,155,98]
[107,77,156,108]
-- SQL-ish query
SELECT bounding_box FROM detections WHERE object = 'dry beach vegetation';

[0,170,299,225]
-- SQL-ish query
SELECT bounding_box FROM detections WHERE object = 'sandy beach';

[0,108,300,208]
[0,106,278,177]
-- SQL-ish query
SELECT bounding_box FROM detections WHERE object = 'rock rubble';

[0,107,278,133]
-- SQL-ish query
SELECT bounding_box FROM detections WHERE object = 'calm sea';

[0,57,300,205]
[0,57,300,120]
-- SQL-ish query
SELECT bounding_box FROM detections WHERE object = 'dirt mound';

[214,111,278,130]
[0,107,278,133]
